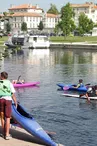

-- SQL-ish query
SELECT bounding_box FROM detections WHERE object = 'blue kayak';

[57,83,87,92]
[11,103,57,146]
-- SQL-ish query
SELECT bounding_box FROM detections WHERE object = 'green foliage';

[59,3,75,36]
[70,19,76,32]
[0,15,4,22]
[3,12,9,21]
[54,22,62,34]
[9,12,14,15]
[47,4,59,14]
[50,36,97,43]
[61,3,75,18]
[78,13,94,35]
[54,24,59,34]
[21,22,27,32]
[38,21,44,31]
[0,11,13,22]
[5,22,11,33]
[3,12,8,17]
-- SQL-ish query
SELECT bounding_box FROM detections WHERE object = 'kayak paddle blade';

[63,86,69,90]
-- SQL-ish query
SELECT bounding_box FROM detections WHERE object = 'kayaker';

[73,79,84,89]
[0,71,17,140]
[12,79,25,84]
[85,86,97,101]
[12,75,25,84]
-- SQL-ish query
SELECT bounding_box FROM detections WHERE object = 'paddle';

[16,75,25,84]
[85,83,90,86]
[85,83,91,89]
[17,75,21,82]
[63,86,70,90]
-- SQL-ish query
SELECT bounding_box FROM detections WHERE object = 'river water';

[0,48,97,146]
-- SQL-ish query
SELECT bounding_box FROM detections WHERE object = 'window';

[21,17,23,21]
[30,23,32,28]
[33,37,37,41]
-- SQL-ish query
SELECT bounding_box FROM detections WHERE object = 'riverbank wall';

[50,42,97,49]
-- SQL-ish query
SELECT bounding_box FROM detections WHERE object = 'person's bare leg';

[0,112,5,135]
[5,118,10,136]
[0,112,4,128]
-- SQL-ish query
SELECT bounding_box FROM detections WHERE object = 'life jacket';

[77,83,84,88]
[0,80,11,97]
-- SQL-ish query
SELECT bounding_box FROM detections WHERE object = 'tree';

[78,13,94,35]
[0,12,14,32]
[59,3,75,36]
[54,24,59,34]
[47,4,59,14]
[21,22,27,32]
[38,21,44,31]
[5,22,11,33]
[2,12,10,21]
[54,22,62,34]
[0,15,2,20]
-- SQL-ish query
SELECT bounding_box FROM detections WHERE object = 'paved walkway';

[0,125,44,146]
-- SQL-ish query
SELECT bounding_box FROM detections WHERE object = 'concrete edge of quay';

[50,42,97,49]
[0,124,45,146]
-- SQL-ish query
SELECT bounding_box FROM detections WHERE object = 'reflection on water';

[27,49,51,66]
[2,48,97,65]
[1,48,97,83]
[50,49,97,65]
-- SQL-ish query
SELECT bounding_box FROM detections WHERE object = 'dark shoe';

[0,133,5,138]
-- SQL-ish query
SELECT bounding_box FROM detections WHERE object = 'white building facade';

[2,2,97,34]
[71,2,97,26]
[7,4,59,33]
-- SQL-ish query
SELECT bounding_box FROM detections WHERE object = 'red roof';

[9,4,43,10]
[11,12,42,17]
[46,13,58,18]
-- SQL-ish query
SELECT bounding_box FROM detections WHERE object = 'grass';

[0,36,8,46]
[50,36,97,43]
[0,36,8,42]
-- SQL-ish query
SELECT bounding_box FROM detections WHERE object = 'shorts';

[0,99,12,118]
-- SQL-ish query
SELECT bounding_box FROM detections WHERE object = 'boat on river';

[13,81,40,88]
[11,102,57,146]
[24,35,50,49]
[57,83,87,92]
[4,36,17,48]
[4,42,17,48]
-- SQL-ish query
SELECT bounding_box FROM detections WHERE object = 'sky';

[0,0,91,13]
